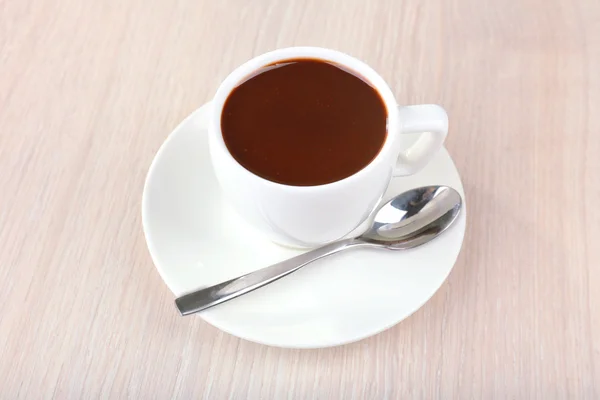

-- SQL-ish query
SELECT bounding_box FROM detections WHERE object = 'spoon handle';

[175,238,360,316]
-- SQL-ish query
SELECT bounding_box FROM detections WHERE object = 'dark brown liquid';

[221,58,387,186]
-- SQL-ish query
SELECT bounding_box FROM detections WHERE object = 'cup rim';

[210,46,399,190]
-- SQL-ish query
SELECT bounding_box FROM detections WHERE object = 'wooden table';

[1,0,599,397]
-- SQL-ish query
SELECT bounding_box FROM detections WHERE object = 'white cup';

[208,47,448,248]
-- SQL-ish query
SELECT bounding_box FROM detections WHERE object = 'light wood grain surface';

[1,0,599,397]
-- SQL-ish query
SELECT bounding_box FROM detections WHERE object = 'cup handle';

[394,104,448,176]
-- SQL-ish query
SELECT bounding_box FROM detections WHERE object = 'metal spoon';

[175,185,462,316]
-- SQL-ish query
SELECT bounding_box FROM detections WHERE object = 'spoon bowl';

[360,186,462,249]
[176,185,462,315]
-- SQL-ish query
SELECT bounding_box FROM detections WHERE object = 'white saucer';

[142,102,467,348]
